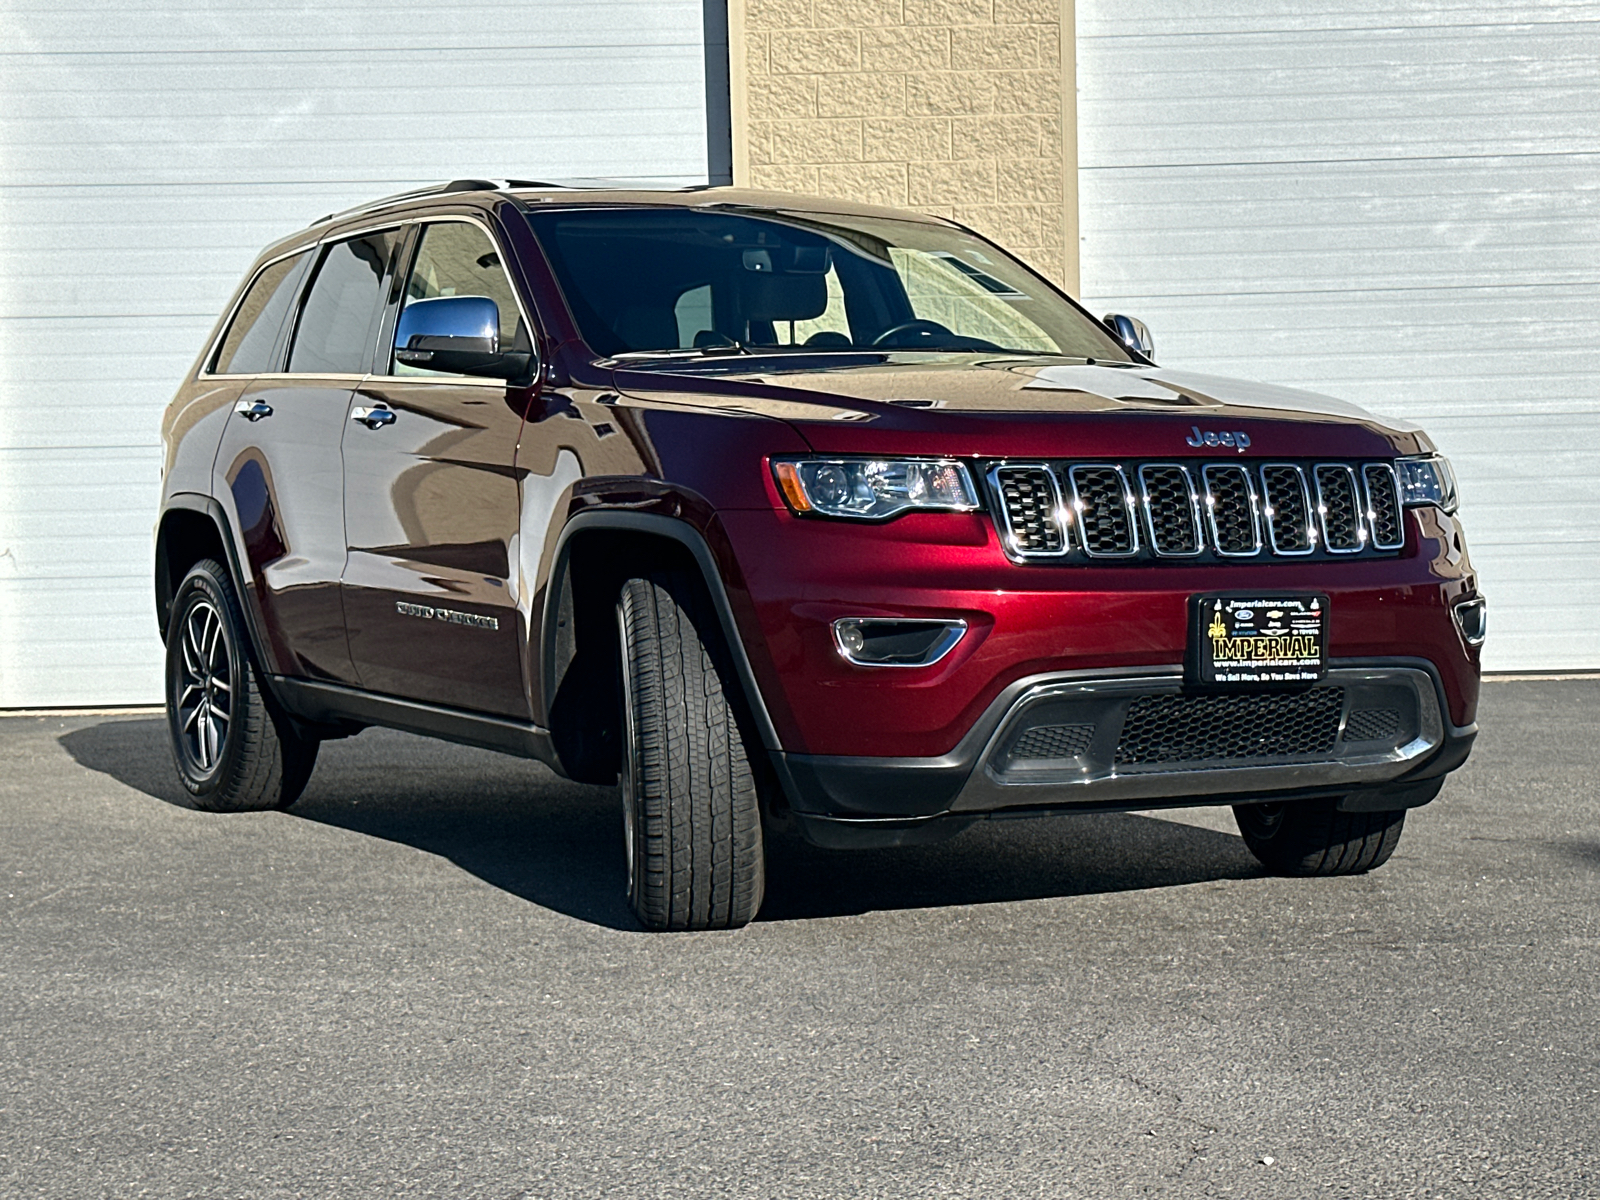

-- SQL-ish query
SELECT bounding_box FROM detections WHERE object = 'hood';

[610,354,1430,459]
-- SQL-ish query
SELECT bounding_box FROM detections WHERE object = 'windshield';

[524,206,1133,362]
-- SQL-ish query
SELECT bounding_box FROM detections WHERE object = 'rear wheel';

[165,558,318,812]
[617,569,765,930]
[1233,797,1405,875]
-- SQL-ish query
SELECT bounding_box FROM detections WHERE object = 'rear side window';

[287,229,401,375]
[212,252,310,375]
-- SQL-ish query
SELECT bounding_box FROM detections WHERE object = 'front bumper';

[770,658,1476,848]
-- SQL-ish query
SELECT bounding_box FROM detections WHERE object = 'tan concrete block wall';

[731,0,1077,291]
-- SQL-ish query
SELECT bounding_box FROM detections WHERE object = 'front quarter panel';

[521,375,811,731]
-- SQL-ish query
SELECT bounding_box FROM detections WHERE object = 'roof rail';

[310,179,561,227]
[310,176,700,227]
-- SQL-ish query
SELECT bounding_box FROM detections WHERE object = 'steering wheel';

[872,319,955,348]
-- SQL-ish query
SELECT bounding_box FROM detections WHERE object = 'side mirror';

[394,295,533,381]
[1102,313,1154,360]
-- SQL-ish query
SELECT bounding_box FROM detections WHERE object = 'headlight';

[772,458,978,519]
[1397,454,1459,514]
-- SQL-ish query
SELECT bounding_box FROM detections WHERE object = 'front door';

[339,219,532,717]
[212,229,402,684]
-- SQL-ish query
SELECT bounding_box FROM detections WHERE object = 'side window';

[287,229,401,375]
[212,252,310,375]
[394,222,524,376]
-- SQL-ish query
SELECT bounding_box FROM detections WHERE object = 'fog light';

[1453,596,1487,646]
[832,618,966,667]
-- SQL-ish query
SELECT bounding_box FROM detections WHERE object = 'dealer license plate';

[1191,593,1328,687]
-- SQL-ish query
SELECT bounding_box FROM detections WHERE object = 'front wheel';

[165,558,318,812]
[617,570,765,930]
[1233,797,1405,876]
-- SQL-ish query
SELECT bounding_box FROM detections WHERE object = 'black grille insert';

[1070,465,1137,555]
[1115,689,1345,765]
[1315,464,1364,552]
[1261,464,1313,553]
[1202,464,1260,556]
[1140,465,1202,555]
[1344,707,1401,741]
[1363,463,1404,550]
[993,466,1066,555]
[1011,723,1096,760]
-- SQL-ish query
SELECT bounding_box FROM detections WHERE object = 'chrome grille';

[988,459,1406,563]
[1069,465,1138,556]
[992,465,1068,556]
[1363,463,1404,550]
[1202,464,1261,556]
[1139,465,1202,556]
[1314,464,1365,553]
[1260,464,1315,554]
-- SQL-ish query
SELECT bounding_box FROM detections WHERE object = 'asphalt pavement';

[1,680,1596,1198]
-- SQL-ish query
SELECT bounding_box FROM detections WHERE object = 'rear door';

[213,227,403,683]
[339,217,533,717]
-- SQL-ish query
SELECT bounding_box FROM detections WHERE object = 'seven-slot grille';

[990,460,1404,562]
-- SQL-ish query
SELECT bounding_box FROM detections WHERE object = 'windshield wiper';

[613,335,751,361]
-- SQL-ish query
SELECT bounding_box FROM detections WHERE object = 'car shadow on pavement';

[60,718,1262,930]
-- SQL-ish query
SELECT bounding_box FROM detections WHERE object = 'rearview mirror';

[394,295,533,380]
[1102,313,1154,360]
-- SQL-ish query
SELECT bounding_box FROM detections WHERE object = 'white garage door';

[0,0,723,707]
[1076,1,1600,672]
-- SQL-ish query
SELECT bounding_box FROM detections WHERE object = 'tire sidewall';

[616,591,645,909]
[165,562,250,800]
[1235,801,1287,844]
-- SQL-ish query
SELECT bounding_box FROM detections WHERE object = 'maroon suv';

[157,181,1483,930]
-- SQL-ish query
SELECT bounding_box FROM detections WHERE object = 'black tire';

[1233,798,1405,876]
[617,570,765,930]
[165,558,318,812]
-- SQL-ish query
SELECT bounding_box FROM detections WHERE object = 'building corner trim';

[725,0,749,188]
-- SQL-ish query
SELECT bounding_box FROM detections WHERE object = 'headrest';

[744,273,827,322]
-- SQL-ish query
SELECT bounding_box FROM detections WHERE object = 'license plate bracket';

[1189,592,1328,687]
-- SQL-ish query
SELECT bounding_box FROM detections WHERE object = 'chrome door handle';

[351,405,396,430]
[233,398,273,422]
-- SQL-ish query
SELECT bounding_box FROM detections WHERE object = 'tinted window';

[525,208,1131,362]
[392,222,526,376]
[212,252,310,375]
[287,230,400,374]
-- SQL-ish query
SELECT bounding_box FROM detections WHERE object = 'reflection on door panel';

[341,381,527,715]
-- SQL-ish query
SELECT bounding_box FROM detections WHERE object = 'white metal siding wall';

[1077,2,1600,672]
[0,0,715,707]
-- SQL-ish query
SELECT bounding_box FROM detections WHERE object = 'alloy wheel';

[175,599,233,773]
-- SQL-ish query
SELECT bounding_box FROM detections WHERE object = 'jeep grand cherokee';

[156,180,1483,930]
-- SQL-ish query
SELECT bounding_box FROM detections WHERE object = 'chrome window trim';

[1313,462,1368,554]
[1200,463,1263,558]
[988,462,1073,560]
[1362,462,1406,551]
[831,617,968,668]
[199,213,538,384]
[1259,463,1316,556]
[1137,463,1204,558]
[1068,464,1141,558]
